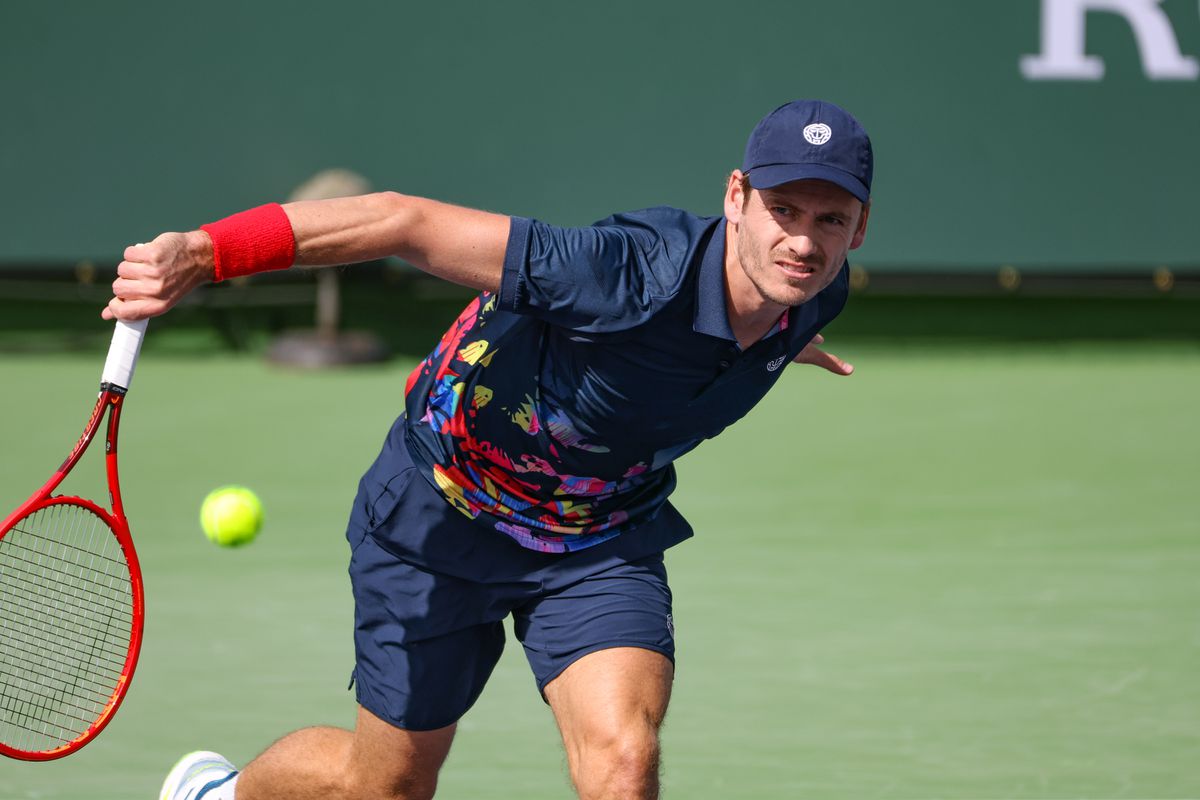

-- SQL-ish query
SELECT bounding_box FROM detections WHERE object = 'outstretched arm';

[103,192,511,321]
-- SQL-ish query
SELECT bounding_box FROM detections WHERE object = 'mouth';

[775,260,820,279]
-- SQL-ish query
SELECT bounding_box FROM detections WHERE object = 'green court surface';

[1,332,1197,798]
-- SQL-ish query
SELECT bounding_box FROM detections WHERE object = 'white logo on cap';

[803,123,832,145]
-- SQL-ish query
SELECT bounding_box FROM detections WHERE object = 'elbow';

[376,191,425,229]
[373,191,428,259]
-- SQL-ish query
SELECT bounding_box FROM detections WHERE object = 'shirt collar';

[693,219,735,340]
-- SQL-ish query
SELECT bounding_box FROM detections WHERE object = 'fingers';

[123,241,152,263]
[112,266,162,293]
[104,241,163,320]
[117,238,162,278]
[103,296,159,322]
[106,282,165,319]
[112,263,163,299]
[799,348,853,375]
[816,350,854,376]
[792,340,855,376]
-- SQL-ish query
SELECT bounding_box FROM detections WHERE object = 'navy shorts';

[346,433,686,732]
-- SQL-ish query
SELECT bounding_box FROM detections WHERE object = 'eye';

[770,206,794,218]
[819,215,846,226]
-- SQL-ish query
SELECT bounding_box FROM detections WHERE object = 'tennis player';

[110,99,872,800]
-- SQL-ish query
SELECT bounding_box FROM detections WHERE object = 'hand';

[102,231,214,321]
[792,333,854,376]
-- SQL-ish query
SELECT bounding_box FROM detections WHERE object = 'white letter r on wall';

[1021,0,1198,80]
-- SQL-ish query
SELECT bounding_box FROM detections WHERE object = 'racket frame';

[0,322,147,761]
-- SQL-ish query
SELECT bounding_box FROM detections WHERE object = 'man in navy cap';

[115,99,873,800]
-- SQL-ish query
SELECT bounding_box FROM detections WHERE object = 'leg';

[517,549,676,799]
[234,705,455,800]
[201,522,506,800]
[545,647,674,800]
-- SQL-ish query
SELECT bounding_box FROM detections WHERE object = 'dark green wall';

[2,1,1197,271]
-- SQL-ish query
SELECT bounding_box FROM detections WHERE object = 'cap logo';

[803,123,832,146]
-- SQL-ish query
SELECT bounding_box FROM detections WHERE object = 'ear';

[849,200,871,250]
[724,170,747,225]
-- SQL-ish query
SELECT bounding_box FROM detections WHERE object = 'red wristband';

[200,203,296,282]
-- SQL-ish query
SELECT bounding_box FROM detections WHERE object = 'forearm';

[284,192,419,269]
[275,192,509,292]
[104,192,510,322]
[193,193,409,280]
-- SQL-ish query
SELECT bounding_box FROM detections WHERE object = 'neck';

[723,224,787,349]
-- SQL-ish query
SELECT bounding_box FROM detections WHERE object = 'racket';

[0,319,148,761]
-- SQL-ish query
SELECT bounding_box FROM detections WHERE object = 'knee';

[574,724,661,796]
[609,729,661,785]
[339,763,440,800]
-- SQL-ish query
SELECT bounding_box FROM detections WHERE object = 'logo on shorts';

[767,356,787,372]
[803,123,832,145]
[665,613,675,637]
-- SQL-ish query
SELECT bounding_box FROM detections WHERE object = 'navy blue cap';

[742,100,873,203]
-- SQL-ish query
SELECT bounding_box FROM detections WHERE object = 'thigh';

[543,646,674,738]
[345,704,457,798]
[350,531,507,731]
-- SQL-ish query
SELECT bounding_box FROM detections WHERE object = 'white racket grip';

[101,319,149,391]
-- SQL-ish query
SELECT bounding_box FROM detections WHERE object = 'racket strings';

[0,503,134,753]
[1,544,133,629]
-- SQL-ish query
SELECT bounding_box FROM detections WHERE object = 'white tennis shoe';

[159,750,238,800]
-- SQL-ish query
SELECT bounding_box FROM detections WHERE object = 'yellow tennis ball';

[200,486,263,547]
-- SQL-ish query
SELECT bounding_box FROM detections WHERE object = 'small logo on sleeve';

[766,356,788,372]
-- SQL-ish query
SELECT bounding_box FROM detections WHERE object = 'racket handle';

[101,319,149,392]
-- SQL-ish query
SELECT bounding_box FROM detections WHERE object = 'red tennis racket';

[0,319,148,761]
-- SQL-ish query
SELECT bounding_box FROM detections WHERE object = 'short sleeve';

[497,208,710,333]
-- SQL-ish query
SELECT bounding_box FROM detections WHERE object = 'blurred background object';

[264,168,389,367]
[2,1,1199,275]
[2,1,1197,356]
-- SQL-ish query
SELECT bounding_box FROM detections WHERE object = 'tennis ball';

[200,486,263,547]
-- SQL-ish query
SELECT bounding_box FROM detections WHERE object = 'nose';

[786,222,820,259]
[790,236,817,257]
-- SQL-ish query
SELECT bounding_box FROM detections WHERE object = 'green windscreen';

[1,0,1197,271]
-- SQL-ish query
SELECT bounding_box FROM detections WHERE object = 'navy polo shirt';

[376,207,848,554]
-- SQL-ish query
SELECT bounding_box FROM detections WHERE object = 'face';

[724,172,869,308]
